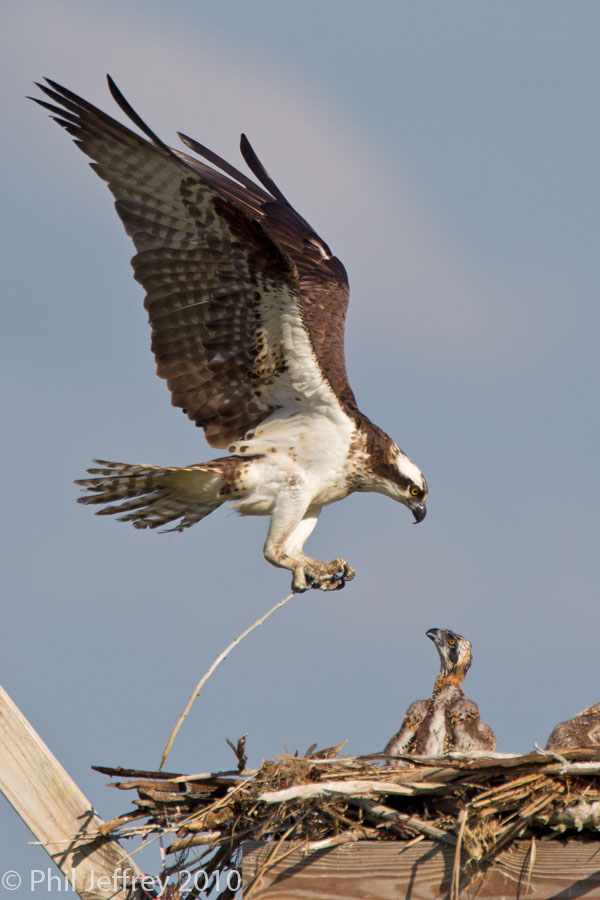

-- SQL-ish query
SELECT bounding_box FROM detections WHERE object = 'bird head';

[426,628,472,681]
[384,445,427,523]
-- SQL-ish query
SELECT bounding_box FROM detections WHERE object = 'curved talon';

[319,579,340,592]
[291,558,355,593]
[292,566,308,593]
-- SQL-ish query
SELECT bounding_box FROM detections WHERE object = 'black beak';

[426,628,441,644]
[409,501,427,524]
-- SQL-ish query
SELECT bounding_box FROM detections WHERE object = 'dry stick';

[525,835,537,896]
[451,807,469,900]
[124,772,258,863]
[159,591,295,771]
[356,798,457,846]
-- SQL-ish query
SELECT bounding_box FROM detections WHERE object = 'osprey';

[385,629,496,756]
[34,77,427,593]
[546,703,600,751]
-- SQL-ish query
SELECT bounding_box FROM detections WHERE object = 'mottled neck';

[433,668,467,695]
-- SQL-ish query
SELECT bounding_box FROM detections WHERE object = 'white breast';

[234,406,355,514]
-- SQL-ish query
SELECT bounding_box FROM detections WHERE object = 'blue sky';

[2,0,600,888]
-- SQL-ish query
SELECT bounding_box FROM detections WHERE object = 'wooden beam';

[242,838,600,899]
[0,684,146,900]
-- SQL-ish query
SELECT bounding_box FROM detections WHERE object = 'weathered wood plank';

[242,839,600,899]
[0,684,145,900]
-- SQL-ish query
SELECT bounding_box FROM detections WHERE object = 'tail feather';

[75,460,226,532]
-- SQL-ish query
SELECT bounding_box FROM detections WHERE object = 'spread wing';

[33,77,357,448]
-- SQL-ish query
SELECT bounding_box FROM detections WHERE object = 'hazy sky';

[2,0,599,889]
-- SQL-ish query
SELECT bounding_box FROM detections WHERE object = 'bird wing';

[546,703,600,750]
[384,700,428,756]
[448,698,480,723]
[33,78,357,448]
[447,699,497,752]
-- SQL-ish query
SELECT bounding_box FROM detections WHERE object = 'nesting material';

[94,744,600,897]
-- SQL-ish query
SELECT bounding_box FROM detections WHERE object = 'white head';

[376,444,427,522]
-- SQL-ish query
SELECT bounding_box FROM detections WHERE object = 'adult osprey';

[34,77,427,592]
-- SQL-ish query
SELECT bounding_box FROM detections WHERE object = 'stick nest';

[94,744,600,898]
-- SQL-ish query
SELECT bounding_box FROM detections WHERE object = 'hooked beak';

[426,628,442,644]
[409,500,427,524]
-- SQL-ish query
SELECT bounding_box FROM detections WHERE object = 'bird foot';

[292,558,355,593]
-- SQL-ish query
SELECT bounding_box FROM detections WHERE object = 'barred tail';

[75,460,226,532]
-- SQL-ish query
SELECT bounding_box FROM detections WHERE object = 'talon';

[291,558,355,592]
[320,580,339,592]
[292,566,308,593]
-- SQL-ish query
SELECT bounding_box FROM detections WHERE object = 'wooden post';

[242,839,600,899]
[0,684,146,900]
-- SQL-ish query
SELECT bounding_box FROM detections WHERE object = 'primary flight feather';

[33,76,427,592]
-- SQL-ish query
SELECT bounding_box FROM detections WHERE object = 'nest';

[94,743,600,898]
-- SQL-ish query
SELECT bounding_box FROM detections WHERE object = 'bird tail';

[75,460,227,532]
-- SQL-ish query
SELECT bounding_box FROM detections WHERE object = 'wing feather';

[179,130,356,409]
[33,78,358,446]
[384,700,429,756]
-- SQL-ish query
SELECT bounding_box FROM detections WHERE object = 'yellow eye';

[410,486,420,497]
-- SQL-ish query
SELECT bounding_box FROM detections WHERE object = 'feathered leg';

[263,506,355,593]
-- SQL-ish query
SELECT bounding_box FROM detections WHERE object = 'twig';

[305,829,364,851]
[260,779,432,803]
[451,807,468,900]
[525,834,536,895]
[122,776,257,861]
[98,809,148,835]
[170,769,258,782]
[226,734,248,771]
[534,742,569,772]
[400,833,427,851]
[539,762,600,775]
[356,798,457,845]
[159,591,295,770]
[164,831,222,853]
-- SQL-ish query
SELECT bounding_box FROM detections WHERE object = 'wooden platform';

[242,838,600,899]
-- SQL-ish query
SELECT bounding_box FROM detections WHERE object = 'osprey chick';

[385,628,496,756]
[546,703,600,751]
[33,77,427,592]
